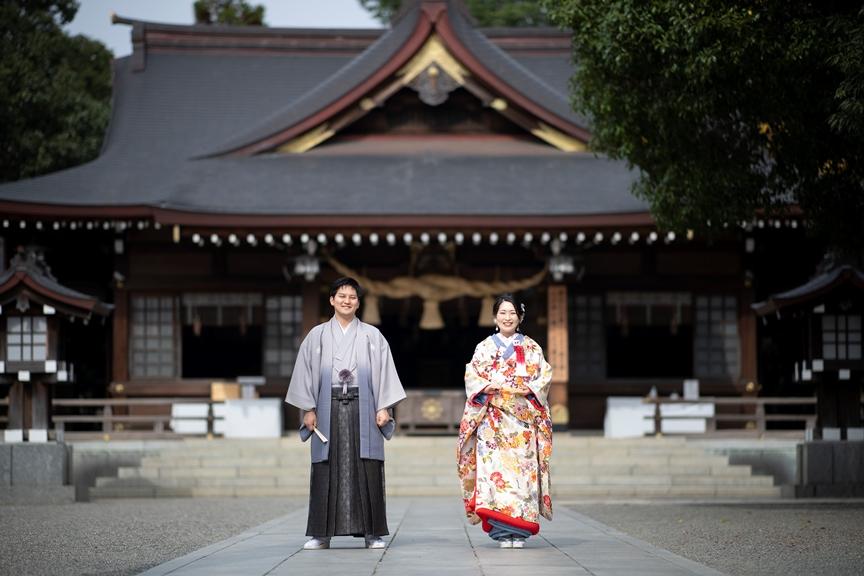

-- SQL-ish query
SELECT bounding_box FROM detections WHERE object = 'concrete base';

[28,429,49,443]
[0,444,11,485]
[0,485,75,505]
[796,440,864,498]
[0,442,75,505]
[4,429,24,443]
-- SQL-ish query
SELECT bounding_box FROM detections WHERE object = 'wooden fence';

[51,398,223,441]
[643,396,818,437]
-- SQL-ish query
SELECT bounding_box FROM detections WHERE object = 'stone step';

[135,452,731,470]
[90,436,781,500]
[132,436,694,455]
[554,474,774,486]
[117,465,767,487]
[92,482,780,500]
[117,466,768,486]
[97,475,310,488]
[91,484,462,499]
[552,484,782,498]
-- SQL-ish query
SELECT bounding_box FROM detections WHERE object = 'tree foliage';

[0,0,112,183]
[194,0,266,26]
[545,1,864,260]
[360,0,550,27]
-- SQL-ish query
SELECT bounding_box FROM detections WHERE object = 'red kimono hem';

[475,507,540,535]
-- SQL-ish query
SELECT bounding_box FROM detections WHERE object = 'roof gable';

[205,0,589,156]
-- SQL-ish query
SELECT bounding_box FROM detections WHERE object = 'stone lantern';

[754,263,864,496]
[0,247,112,442]
[753,264,863,439]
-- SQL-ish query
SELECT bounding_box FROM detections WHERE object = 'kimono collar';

[491,332,524,359]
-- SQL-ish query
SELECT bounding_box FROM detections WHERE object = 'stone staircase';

[89,435,781,499]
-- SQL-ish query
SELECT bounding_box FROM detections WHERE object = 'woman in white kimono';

[458,293,553,548]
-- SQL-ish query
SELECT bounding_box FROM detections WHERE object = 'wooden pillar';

[301,282,320,337]
[112,288,129,386]
[31,380,50,430]
[7,381,24,429]
[739,288,758,393]
[547,284,569,427]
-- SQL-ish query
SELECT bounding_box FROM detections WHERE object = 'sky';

[66,0,382,57]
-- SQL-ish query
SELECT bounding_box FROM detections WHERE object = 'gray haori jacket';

[285,317,406,463]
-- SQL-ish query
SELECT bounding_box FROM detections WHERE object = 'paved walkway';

[139,498,726,576]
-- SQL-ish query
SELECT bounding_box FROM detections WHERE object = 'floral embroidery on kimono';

[457,333,553,534]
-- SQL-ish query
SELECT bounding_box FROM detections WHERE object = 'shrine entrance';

[376,297,491,390]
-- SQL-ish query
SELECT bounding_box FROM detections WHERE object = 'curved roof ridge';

[199,4,424,157]
[441,3,588,134]
[112,14,384,37]
[752,265,864,316]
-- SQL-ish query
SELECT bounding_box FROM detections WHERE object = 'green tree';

[545,1,864,261]
[360,0,550,27]
[194,0,266,26]
[0,0,112,183]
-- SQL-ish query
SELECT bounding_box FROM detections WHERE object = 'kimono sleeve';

[465,339,495,405]
[525,338,553,408]
[373,331,406,411]
[285,328,318,411]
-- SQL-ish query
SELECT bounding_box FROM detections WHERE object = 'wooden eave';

[0,272,112,318]
[752,267,864,317]
[0,200,654,230]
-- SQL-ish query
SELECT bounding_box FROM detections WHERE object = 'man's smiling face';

[330,285,359,321]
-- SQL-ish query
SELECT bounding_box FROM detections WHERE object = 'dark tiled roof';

[203,6,421,156]
[752,265,864,316]
[0,251,112,316]
[446,5,588,128]
[0,1,646,220]
[146,152,642,216]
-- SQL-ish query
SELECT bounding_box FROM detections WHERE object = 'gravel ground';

[0,498,303,576]
[570,502,864,576]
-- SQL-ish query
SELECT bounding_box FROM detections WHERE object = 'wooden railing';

[51,398,224,441]
[643,396,818,437]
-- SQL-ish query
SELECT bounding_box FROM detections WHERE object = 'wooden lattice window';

[694,295,740,378]
[6,316,47,362]
[264,295,303,378]
[822,315,862,361]
[572,295,605,377]
[130,296,176,378]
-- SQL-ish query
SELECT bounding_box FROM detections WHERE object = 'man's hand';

[303,410,317,431]
[376,409,390,427]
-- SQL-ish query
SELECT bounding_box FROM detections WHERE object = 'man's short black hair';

[330,277,363,300]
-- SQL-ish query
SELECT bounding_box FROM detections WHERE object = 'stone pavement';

[139,497,726,576]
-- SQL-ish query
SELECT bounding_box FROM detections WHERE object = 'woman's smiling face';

[495,301,519,337]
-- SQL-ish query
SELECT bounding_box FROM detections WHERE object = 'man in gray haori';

[286,277,406,550]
